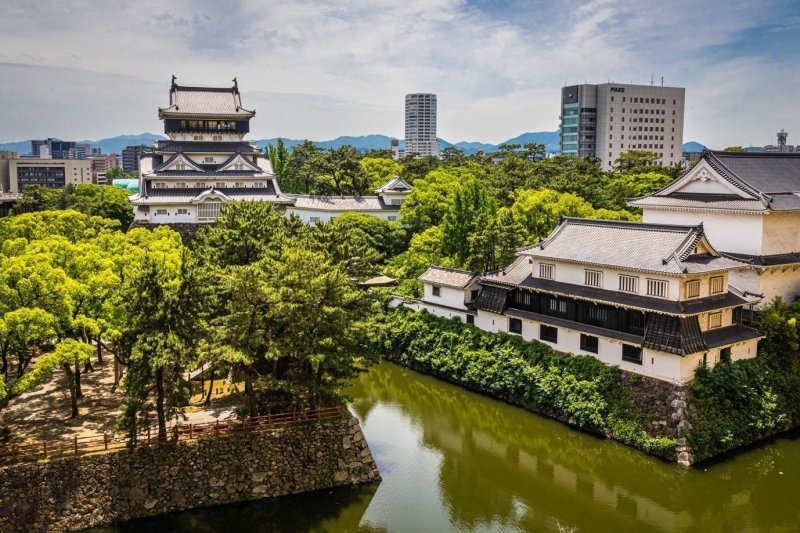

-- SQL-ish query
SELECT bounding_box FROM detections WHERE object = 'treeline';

[0,207,407,442]
[266,140,677,285]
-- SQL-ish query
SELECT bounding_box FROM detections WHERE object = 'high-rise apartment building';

[560,83,685,170]
[122,145,146,172]
[405,93,439,158]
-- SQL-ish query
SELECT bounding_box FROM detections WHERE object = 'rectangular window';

[155,209,167,215]
[432,286,440,297]
[580,334,599,354]
[177,208,188,215]
[154,182,165,189]
[646,279,668,298]
[587,307,608,324]
[309,216,320,223]
[212,135,223,141]
[686,280,701,299]
[539,263,555,280]
[708,312,722,329]
[710,276,724,294]
[387,216,397,221]
[196,182,205,188]
[619,274,638,293]
[622,345,643,365]
[204,156,214,163]
[215,182,225,188]
[466,314,474,325]
[509,318,522,335]
[548,299,567,315]
[585,270,602,287]
[540,325,558,343]
[193,135,204,141]
[175,182,186,188]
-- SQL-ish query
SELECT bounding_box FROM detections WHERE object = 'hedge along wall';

[375,309,689,463]
[0,417,379,532]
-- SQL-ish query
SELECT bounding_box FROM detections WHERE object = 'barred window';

[580,334,599,354]
[548,299,567,314]
[646,279,668,298]
[540,325,558,343]
[619,274,638,293]
[155,209,167,215]
[622,345,643,365]
[585,270,602,287]
[432,286,440,297]
[708,312,722,329]
[197,201,223,220]
[588,307,608,323]
[686,280,701,299]
[177,208,188,215]
[508,318,522,335]
[539,263,555,280]
[710,276,724,294]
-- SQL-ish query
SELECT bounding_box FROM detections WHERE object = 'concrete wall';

[762,212,800,256]
[0,417,379,532]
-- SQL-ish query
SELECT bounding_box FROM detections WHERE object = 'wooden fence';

[0,406,345,466]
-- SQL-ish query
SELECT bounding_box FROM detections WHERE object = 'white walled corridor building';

[411,218,763,384]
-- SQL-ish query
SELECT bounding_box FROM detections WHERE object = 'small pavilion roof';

[418,266,478,289]
[159,84,255,119]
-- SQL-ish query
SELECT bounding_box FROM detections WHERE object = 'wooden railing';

[0,406,345,467]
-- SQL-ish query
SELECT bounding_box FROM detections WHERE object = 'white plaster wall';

[148,206,199,223]
[422,285,466,310]
[381,192,408,206]
[532,260,678,299]
[285,208,400,224]
[642,208,764,256]
[756,267,800,305]
[474,310,506,333]
[170,133,244,141]
[762,212,800,256]
[418,303,469,322]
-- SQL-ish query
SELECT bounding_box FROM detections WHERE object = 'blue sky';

[0,0,798,147]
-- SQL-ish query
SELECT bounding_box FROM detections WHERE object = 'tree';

[398,155,440,183]
[389,226,453,279]
[13,184,133,228]
[120,251,206,440]
[400,168,478,231]
[12,339,93,418]
[267,139,296,191]
[598,172,674,211]
[313,146,370,195]
[441,181,495,265]
[723,146,747,153]
[467,208,524,272]
[219,246,372,413]
[613,150,660,174]
[287,140,325,193]
[361,157,402,188]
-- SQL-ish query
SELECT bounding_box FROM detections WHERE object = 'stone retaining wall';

[0,417,379,532]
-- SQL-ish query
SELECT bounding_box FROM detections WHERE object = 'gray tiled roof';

[418,266,478,289]
[629,152,800,212]
[155,141,260,153]
[287,195,396,212]
[517,218,745,275]
[703,325,763,348]
[130,186,291,205]
[482,256,532,285]
[721,252,800,267]
[374,176,412,193]
[707,152,800,194]
[481,275,748,316]
[159,86,255,118]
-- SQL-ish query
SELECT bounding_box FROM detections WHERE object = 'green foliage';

[723,146,747,153]
[689,298,800,461]
[15,184,134,228]
[372,308,674,457]
[11,339,93,395]
[361,157,402,188]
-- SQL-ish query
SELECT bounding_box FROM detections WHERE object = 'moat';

[103,362,800,532]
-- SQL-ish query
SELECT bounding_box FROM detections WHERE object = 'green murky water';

[106,362,800,532]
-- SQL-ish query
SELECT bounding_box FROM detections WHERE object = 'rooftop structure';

[629,151,800,305]
[411,217,762,383]
[130,79,285,225]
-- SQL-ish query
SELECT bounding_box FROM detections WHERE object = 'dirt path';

[2,355,123,442]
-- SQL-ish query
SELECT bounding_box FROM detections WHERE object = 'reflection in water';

[101,362,800,532]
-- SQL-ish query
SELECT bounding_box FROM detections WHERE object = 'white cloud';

[0,0,797,147]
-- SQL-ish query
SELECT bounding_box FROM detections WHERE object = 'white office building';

[560,83,685,170]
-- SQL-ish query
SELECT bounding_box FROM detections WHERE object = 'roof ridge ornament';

[171,75,177,89]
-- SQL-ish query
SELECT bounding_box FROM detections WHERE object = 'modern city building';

[122,145,147,172]
[629,151,800,306]
[0,151,17,192]
[89,154,119,183]
[560,83,685,170]
[405,93,439,158]
[8,158,92,193]
[30,139,90,159]
[406,217,761,384]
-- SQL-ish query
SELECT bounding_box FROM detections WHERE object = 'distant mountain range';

[1,132,713,157]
